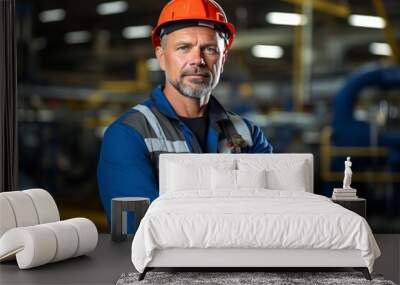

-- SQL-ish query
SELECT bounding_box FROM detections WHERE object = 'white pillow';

[238,159,309,192]
[167,162,211,191]
[266,163,307,191]
[211,169,268,191]
[211,168,236,190]
[236,169,267,189]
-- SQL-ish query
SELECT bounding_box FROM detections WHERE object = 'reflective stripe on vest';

[229,113,253,147]
[132,104,190,153]
[143,138,189,153]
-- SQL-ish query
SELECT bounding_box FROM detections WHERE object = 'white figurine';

[343,157,353,189]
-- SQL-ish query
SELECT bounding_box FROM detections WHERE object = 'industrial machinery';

[321,65,400,228]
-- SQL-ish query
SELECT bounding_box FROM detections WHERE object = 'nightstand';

[331,197,366,219]
[111,197,150,242]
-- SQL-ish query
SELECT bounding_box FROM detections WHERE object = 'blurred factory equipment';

[321,65,400,227]
[13,0,400,234]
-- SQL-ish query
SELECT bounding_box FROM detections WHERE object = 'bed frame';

[139,248,371,280]
[138,154,372,281]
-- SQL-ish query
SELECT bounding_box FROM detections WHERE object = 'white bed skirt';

[148,248,366,268]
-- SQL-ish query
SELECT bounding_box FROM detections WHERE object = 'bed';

[131,153,381,280]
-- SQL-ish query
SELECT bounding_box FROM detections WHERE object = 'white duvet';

[131,190,380,273]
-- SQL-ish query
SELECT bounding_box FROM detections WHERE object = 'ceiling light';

[97,1,128,15]
[348,14,385,29]
[39,9,65,23]
[252,45,284,59]
[64,31,91,44]
[146,58,161,71]
[266,12,307,26]
[122,25,152,39]
[369,42,392,56]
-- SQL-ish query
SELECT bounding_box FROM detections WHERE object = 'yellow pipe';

[371,0,400,64]
[320,126,333,175]
[293,7,304,112]
[319,126,399,184]
[283,0,350,18]
[322,172,400,183]
[329,147,386,156]
[100,59,150,93]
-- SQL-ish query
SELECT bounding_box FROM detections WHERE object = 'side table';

[111,197,150,241]
[331,197,366,219]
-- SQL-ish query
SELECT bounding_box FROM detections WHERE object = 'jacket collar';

[150,85,178,119]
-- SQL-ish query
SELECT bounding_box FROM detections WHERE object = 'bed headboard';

[159,153,314,195]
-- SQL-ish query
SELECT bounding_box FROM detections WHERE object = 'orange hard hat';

[151,0,236,51]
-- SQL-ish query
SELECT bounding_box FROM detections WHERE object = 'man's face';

[156,26,226,99]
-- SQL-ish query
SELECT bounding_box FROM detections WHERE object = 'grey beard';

[169,78,212,99]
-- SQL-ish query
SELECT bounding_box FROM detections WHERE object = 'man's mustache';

[181,68,211,78]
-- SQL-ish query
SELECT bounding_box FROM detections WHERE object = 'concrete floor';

[374,234,400,284]
[0,234,398,284]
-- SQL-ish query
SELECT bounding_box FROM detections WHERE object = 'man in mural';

[97,0,273,223]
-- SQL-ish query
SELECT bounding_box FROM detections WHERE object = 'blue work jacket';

[97,86,273,224]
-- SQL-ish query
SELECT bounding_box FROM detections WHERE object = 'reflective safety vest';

[124,98,254,172]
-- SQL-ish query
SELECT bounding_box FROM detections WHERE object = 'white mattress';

[131,190,380,273]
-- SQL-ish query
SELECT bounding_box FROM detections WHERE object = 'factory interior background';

[15,0,400,233]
